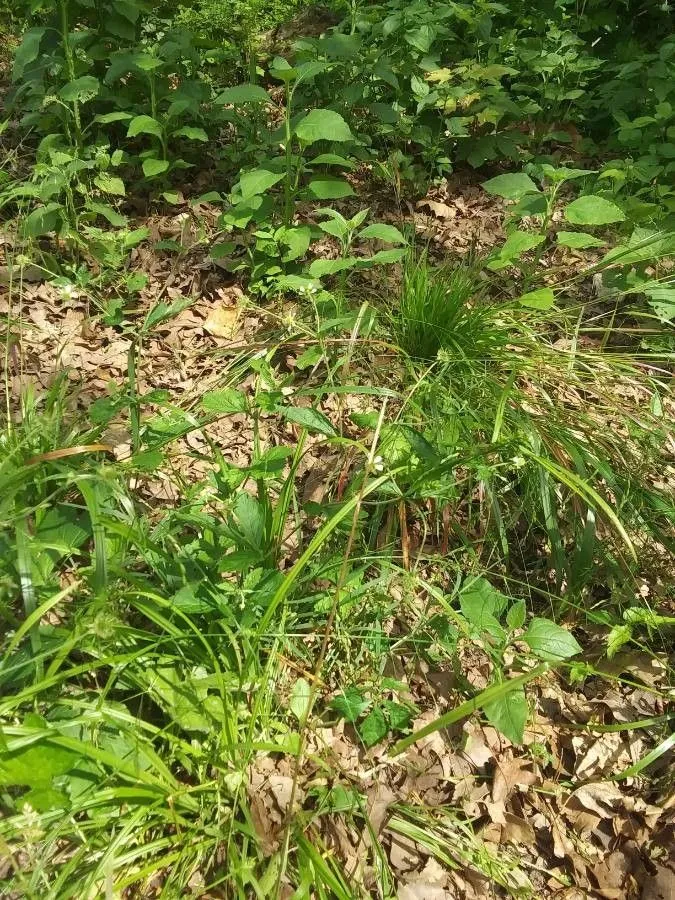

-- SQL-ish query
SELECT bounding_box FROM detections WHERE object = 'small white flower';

[511,455,526,468]
[60,282,79,301]
[372,455,384,472]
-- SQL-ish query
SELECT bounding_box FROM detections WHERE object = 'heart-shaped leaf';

[216,83,270,104]
[524,618,582,661]
[128,115,163,139]
[294,109,353,144]
[564,196,626,226]
[359,223,407,244]
[484,685,528,744]
[482,173,540,200]
[142,157,169,177]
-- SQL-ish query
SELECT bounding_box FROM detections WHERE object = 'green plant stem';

[15,511,42,675]
[128,336,141,453]
[59,0,82,146]
[283,83,294,226]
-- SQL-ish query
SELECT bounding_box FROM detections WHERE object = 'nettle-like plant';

[501,22,602,142]
[7,0,214,267]
[212,60,407,291]
[482,164,675,331]
[592,34,675,220]
[0,132,150,275]
[480,165,629,298]
[290,0,528,176]
[11,0,211,182]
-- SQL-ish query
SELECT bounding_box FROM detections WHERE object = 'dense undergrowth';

[0,0,674,897]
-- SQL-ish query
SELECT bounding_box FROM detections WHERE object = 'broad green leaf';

[296,60,331,84]
[94,174,125,196]
[538,164,593,183]
[290,678,311,722]
[239,168,285,200]
[330,687,369,723]
[459,576,507,636]
[306,175,354,199]
[358,707,388,747]
[281,406,336,437]
[484,686,528,744]
[517,288,555,310]
[556,231,605,249]
[216,83,270,104]
[233,492,266,549]
[506,600,526,630]
[356,247,407,267]
[23,202,62,237]
[114,0,141,23]
[486,232,545,271]
[318,219,349,239]
[279,225,312,262]
[146,666,213,733]
[481,173,540,200]
[269,57,298,83]
[294,109,353,144]
[162,191,183,205]
[59,75,100,103]
[142,157,170,177]
[0,738,81,789]
[359,223,407,244]
[564,196,626,226]
[94,111,133,124]
[383,700,413,732]
[130,52,163,71]
[248,446,294,478]
[12,27,46,81]
[607,624,632,658]
[210,241,236,260]
[524,618,582,661]
[404,24,435,53]
[512,192,548,218]
[123,226,149,249]
[309,153,354,169]
[87,202,127,226]
[127,114,163,139]
[308,257,358,277]
[173,126,208,142]
[201,389,248,414]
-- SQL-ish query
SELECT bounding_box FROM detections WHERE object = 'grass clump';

[395,252,492,362]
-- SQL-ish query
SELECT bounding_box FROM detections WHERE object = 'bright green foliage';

[1,0,674,896]
[395,252,488,361]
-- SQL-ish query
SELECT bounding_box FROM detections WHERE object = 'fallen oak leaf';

[204,303,240,339]
[416,199,458,219]
[492,754,538,805]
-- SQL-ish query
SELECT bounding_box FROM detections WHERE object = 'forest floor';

[3,164,674,898]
